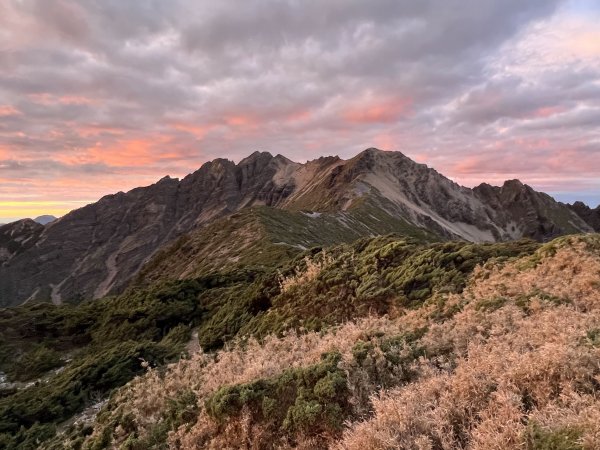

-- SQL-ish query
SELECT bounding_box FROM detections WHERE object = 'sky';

[1,0,599,223]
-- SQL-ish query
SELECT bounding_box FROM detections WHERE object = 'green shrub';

[585,328,600,347]
[238,237,539,337]
[112,390,198,450]
[205,352,349,437]
[0,422,56,450]
[526,422,583,450]
[0,278,213,448]
[6,345,62,381]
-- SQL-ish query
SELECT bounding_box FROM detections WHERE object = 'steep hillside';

[54,234,600,450]
[0,148,592,307]
[132,205,436,287]
[0,154,294,307]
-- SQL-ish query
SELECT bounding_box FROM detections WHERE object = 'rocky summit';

[0,148,593,307]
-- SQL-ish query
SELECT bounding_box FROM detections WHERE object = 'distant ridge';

[0,148,593,307]
[34,215,57,225]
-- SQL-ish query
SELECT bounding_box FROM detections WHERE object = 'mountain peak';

[238,151,274,166]
[502,179,525,189]
[33,215,57,225]
[359,147,384,155]
[156,175,179,186]
[350,148,417,170]
[273,153,294,164]
[200,157,234,169]
[568,200,600,232]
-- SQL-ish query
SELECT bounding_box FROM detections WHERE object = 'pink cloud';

[53,135,177,167]
[224,114,261,129]
[27,93,97,106]
[0,105,22,117]
[529,105,568,119]
[343,97,413,124]
[170,122,215,139]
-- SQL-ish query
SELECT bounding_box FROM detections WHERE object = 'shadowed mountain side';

[568,201,600,232]
[0,220,45,266]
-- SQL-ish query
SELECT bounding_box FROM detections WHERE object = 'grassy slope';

[73,234,600,450]
[0,231,546,449]
[2,208,594,449]
[133,204,437,288]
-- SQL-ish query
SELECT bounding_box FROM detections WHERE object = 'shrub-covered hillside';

[132,205,437,288]
[64,234,600,449]
[2,233,599,448]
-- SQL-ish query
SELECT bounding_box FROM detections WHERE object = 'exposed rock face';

[288,149,502,241]
[568,201,600,232]
[0,219,45,265]
[0,148,593,307]
[473,180,592,241]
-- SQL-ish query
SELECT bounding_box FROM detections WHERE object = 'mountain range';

[0,148,597,307]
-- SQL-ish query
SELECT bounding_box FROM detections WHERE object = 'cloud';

[1,0,599,220]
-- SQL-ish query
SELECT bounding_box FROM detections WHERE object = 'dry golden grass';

[338,238,600,450]
[81,235,600,449]
[278,252,335,293]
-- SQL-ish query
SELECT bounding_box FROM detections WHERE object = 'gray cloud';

[1,0,599,219]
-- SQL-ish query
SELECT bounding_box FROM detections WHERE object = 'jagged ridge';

[0,148,593,307]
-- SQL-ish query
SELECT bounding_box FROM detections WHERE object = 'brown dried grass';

[82,236,600,449]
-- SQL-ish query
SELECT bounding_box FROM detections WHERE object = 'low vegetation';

[132,204,438,288]
[0,277,222,449]
[57,233,598,450]
[2,233,599,449]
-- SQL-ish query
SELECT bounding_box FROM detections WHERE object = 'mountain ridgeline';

[0,148,596,307]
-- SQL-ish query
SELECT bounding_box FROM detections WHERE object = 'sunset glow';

[1,0,599,223]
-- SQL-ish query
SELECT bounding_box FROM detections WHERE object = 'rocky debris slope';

[281,149,591,242]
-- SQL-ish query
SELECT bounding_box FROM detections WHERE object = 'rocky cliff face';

[0,148,593,307]
[296,149,502,241]
[568,201,600,232]
[472,180,592,241]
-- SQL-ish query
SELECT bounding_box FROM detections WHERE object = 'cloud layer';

[1,0,599,221]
